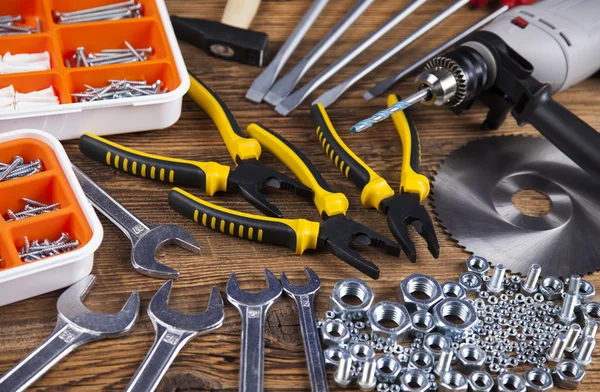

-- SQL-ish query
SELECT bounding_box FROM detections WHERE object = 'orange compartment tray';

[0,138,93,270]
[0,0,180,104]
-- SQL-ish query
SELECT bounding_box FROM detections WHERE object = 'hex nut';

[442,281,467,300]
[439,370,468,392]
[324,345,348,369]
[465,256,490,276]
[456,344,485,374]
[408,349,434,373]
[400,369,431,392]
[468,371,494,392]
[524,368,554,392]
[578,279,596,303]
[330,278,375,320]
[422,332,451,359]
[496,371,527,392]
[578,301,600,325]
[459,272,483,293]
[539,276,564,300]
[553,360,585,390]
[399,274,443,313]
[350,342,375,364]
[410,310,436,337]
[321,319,350,347]
[375,355,402,383]
[433,298,478,340]
[368,301,411,343]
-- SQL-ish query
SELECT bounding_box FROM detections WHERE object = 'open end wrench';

[281,268,328,392]
[72,165,201,278]
[0,275,139,392]
[227,269,282,392]
[126,281,224,392]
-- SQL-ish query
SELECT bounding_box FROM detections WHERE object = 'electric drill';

[352,0,600,179]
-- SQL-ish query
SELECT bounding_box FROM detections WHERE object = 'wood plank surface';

[1,0,600,390]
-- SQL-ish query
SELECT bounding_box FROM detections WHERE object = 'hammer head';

[226,269,282,308]
[281,267,321,297]
[57,275,140,337]
[132,225,201,279]
[148,281,224,333]
[171,16,268,67]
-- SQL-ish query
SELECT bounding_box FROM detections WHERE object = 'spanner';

[0,275,139,392]
[227,269,282,392]
[281,268,328,392]
[126,280,224,392]
[72,165,201,279]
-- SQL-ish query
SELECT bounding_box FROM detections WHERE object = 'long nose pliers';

[78,73,312,218]
[310,95,439,262]
[168,123,401,279]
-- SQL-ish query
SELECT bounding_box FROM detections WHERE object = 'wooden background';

[1,0,600,390]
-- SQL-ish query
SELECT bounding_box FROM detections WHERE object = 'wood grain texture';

[1,0,600,390]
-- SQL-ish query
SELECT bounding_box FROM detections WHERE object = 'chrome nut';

[456,344,485,374]
[433,298,478,341]
[330,278,375,320]
[408,349,434,373]
[375,355,402,383]
[368,301,411,343]
[578,279,596,303]
[324,345,348,369]
[321,319,351,347]
[422,332,451,359]
[553,360,585,390]
[496,371,526,392]
[400,369,431,392]
[410,310,436,337]
[539,276,564,300]
[465,255,490,276]
[578,301,600,325]
[439,370,468,392]
[524,368,554,392]
[350,342,375,364]
[459,272,483,293]
[442,281,467,300]
[468,371,494,392]
[399,274,443,313]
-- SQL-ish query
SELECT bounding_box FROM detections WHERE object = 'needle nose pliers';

[169,123,401,279]
[310,95,439,262]
[78,73,312,218]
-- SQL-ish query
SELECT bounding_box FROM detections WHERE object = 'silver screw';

[433,346,452,375]
[520,264,541,295]
[56,0,135,18]
[487,264,506,294]
[568,274,581,295]
[357,356,377,391]
[334,350,353,388]
[124,40,145,61]
[583,321,598,340]
[545,333,567,363]
[574,336,596,366]
[564,323,582,353]
[0,156,24,181]
[558,292,578,324]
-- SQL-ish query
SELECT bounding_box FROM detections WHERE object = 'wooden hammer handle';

[221,0,262,29]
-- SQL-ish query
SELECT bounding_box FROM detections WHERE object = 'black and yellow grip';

[310,104,394,211]
[79,133,230,196]
[187,73,261,164]
[246,123,349,218]
[169,188,320,254]
[388,95,430,201]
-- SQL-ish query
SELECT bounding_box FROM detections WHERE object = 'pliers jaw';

[318,215,402,279]
[380,193,440,262]
[228,159,313,218]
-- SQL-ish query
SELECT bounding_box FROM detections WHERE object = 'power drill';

[352,0,600,179]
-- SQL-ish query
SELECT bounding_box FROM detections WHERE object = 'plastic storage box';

[0,0,189,140]
[0,129,103,306]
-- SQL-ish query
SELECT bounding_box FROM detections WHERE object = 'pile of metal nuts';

[0,15,41,36]
[4,198,60,222]
[66,42,153,68]
[54,1,143,24]
[0,157,44,182]
[19,233,79,263]
[71,79,167,102]
[319,257,599,391]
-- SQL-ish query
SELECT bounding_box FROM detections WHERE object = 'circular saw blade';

[432,136,600,278]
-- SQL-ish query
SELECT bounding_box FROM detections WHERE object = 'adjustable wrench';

[0,275,139,392]
[227,269,282,392]
[126,281,224,392]
[281,268,328,392]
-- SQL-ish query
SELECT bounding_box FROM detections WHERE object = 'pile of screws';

[319,258,599,391]
[19,233,79,263]
[54,1,143,24]
[4,198,60,222]
[0,15,41,36]
[66,41,153,68]
[72,79,167,102]
[0,157,44,182]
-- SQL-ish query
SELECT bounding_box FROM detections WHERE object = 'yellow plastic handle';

[187,73,262,164]
[388,94,430,202]
[247,123,349,218]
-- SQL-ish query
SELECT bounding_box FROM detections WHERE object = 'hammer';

[171,0,268,66]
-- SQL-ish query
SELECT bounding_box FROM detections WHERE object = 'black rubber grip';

[79,134,208,188]
[310,105,372,191]
[168,189,299,250]
[404,109,421,173]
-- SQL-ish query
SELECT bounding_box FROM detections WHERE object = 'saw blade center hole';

[511,189,552,217]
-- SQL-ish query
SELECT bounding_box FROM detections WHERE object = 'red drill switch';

[511,16,529,28]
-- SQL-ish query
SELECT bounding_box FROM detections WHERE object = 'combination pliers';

[78,73,311,218]
[168,123,401,279]
[310,95,439,262]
